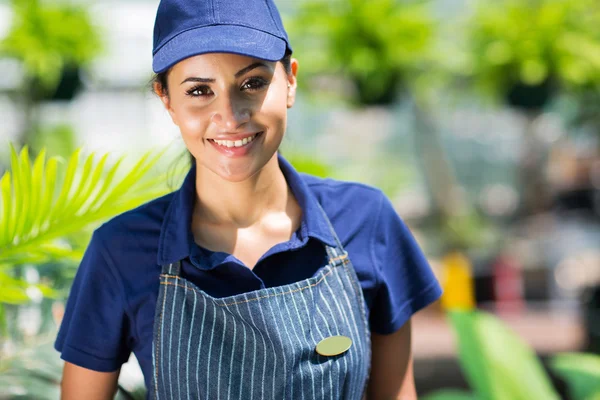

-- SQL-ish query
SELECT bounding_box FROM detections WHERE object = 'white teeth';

[211,133,258,148]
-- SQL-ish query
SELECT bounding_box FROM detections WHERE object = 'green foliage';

[0,141,177,398]
[28,124,77,160]
[0,270,55,305]
[0,143,172,314]
[551,353,600,400]
[424,310,561,400]
[423,310,600,400]
[283,152,332,178]
[442,211,498,252]
[331,156,415,198]
[460,0,600,103]
[288,0,435,106]
[0,0,102,94]
[423,390,479,400]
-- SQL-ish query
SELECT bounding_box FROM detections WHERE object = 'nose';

[210,93,251,131]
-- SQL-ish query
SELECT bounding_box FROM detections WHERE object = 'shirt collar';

[157,153,336,266]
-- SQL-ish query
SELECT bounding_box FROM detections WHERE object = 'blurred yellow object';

[440,251,476,311]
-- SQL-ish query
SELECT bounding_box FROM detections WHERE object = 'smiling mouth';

[207,132,263,148]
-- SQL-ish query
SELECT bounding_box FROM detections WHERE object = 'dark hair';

[152,49,293,168]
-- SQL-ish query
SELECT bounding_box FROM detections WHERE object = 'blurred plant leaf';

[443,211,497,251]
[550,353,600,400]
[0,0,102,94]
[458,0,600,105]
[423,390,479,400]
[0,143,171,262]
[29,124,78,161]
[0,303,6,337]
[0,143,175,315]
[284,152,332,178]
[448,310,559,400]
[0,271,55,304]
[288,0,435,105]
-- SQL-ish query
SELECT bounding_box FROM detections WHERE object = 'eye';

[185,85,213,97]
[241,77,269,92]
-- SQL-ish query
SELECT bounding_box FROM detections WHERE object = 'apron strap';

[316,203,348,267]
[161,260,182,276]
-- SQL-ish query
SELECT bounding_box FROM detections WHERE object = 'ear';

[154,81,179,126]
[286,58,299,109]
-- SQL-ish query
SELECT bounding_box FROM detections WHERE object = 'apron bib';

[151,208,371,399]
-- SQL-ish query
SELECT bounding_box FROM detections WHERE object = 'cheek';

[174,105,211,138]
[260,88,289,125]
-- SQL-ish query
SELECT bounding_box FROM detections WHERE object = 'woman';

[55,0,442,399]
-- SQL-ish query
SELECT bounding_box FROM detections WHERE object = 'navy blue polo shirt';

[55,154,442,389]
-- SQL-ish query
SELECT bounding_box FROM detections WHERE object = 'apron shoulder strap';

[160,260,182,275]
[316,203,348,266]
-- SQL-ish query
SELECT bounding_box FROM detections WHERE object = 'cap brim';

[153,25,287,73]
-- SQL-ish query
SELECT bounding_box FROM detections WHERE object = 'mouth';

[207,132,263,148]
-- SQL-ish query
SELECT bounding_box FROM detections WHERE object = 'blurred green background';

[0,0,599,398]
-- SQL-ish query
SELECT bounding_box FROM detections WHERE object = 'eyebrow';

[179,62,270,85]
[234,62,270,78]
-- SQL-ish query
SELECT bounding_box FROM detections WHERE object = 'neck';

[193,154,289,227]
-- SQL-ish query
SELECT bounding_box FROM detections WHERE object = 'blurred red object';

[492,252,525,314]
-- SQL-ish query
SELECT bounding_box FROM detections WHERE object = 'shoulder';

[94,191,175,243]
[301,173,386,221]
[83,191,175,287]
[300,173,394,263]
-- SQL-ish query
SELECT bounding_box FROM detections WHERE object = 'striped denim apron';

[151,209,371,399]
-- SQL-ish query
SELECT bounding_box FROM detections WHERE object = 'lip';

[207,131,264,157]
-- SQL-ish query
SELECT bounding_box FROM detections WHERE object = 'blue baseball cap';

[152,0,292,74]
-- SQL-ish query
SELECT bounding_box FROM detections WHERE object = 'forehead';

[170,53,276,77]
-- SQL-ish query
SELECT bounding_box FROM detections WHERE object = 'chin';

[209,156,272,183]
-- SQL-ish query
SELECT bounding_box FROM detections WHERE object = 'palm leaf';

[0,143,180,287]
[0,271,54,304]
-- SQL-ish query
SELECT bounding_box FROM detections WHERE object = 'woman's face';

[157,52,298,183]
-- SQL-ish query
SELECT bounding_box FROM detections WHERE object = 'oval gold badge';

[315,335,352,357]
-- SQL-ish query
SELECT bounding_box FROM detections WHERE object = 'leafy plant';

[0,143,174,326]
[0,0,102,97]
[288,0,435,106]
[458,0,600,110]
[450,310,559,400]
[431,270,600,399]
[423,309,600,400]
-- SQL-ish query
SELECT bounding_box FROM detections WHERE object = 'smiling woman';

[54,0,442,399]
